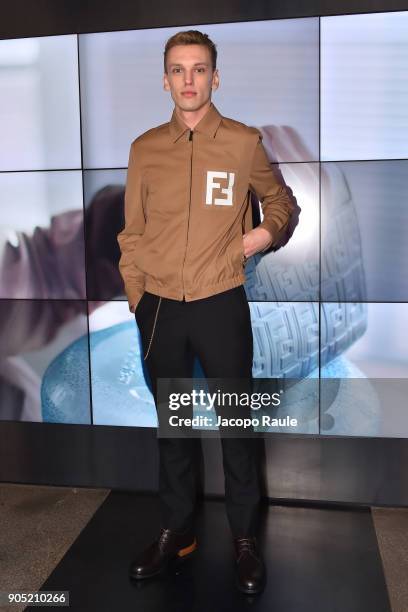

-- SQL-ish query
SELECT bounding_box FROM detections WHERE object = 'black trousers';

[134,285,261,537]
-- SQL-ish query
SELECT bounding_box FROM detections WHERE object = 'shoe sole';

[129,538,198,580]
[176,539,197,557]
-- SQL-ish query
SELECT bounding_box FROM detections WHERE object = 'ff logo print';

[205,171,235,206]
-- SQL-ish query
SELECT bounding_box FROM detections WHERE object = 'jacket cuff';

[257,220,279,252]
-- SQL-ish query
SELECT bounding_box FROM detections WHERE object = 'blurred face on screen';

[163,44,219,114]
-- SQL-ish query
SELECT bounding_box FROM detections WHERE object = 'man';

[117,29,294,595]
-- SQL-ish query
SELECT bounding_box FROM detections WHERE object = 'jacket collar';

[169,101,222,142]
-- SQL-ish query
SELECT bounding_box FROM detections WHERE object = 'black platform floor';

[31,492,391,612]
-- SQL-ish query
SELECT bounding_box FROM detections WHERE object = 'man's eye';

[171,67,205,73]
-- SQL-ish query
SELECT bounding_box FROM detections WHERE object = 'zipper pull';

[189,129,193,141]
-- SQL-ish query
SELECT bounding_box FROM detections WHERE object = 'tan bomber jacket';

[117,102,294,310]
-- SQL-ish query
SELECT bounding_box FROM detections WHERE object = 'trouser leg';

[188,285,261,537]
[135,292,198,531]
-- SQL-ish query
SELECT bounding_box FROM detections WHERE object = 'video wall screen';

[0,12,407,437]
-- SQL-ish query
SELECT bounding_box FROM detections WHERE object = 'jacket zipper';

[145,131,192,356]
[181,129,194,300]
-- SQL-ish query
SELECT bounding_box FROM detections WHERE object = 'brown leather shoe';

[234,536,266,594]
[129,526,197,580]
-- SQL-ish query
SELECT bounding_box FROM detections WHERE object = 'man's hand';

[243,227,273,257]
[129,304,136,314]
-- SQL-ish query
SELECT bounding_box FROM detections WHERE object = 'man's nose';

[184,71,194,84]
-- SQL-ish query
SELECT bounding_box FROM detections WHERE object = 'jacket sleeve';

[248,130,294,252]
[117,142,146,310]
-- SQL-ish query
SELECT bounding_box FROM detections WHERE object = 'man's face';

[163,44,219,113]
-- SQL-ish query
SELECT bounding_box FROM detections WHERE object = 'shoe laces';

[157,527,173,551]
[235,536,259,561]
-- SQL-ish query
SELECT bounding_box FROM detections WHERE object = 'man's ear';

[212,69,220,91]
[163,73,170,91]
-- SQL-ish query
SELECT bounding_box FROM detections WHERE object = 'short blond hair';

[163,30,217,73]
